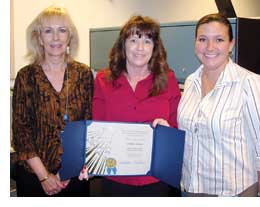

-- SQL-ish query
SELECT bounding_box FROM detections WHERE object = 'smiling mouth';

[134,54,145,57]
[50,44,62,48]
[204,53,217,58]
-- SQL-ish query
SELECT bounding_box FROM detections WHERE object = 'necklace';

[64,65,69,121]
[41,62,69,121]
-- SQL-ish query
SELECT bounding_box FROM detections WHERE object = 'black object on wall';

[215,0,237,17]
[235,18,260,75]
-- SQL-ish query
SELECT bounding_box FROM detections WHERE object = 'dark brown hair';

[195,13,233,41]
[109,15,169,97]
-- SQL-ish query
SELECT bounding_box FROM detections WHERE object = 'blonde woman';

[12,6,93,196]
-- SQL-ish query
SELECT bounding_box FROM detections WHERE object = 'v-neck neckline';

[38,63,69,95]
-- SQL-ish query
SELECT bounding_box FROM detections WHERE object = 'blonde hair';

[26,6,79,64]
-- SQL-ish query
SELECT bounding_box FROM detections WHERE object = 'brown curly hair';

[109,15,169,97]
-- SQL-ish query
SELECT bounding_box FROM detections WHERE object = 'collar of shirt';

[190,59,241,93]
[115,72,154,87]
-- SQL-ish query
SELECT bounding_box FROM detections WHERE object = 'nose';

[53,30,59,40]
[137,40,144,50]
[206,40,214,51]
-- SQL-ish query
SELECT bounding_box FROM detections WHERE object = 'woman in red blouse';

[92,15,181,196]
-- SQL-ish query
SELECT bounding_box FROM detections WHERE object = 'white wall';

[11,0,260,79]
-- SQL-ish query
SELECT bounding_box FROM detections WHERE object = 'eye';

[216,38,224,42]
[129,38,137,43]
[198,37,206,42]
[43,28,52,34]
[59,27,68,33]
[144,39,153,44]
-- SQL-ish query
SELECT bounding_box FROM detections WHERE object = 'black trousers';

[15,164,90,197]
[99,178,181,197]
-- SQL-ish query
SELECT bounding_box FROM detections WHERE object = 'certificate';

[59,120,185,189]
[85,122,153,175]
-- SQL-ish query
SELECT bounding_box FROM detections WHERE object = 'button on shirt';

[93,68,181,186]
[177,59,260,196]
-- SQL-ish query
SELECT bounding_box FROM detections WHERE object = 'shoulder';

[13,64,39,91]
[227,62,260,97]
[167,69,178,83]
[166,69,181,91]
[69,60,91,72]
[229,62,260,83]
[69,61,94,81]
[184,73,194,85]
[242,69,260,92]
[17,64,36,76]
[95,68,111,81]
[165,70,181,95]
[15,64,40,82]
[180,70,198,92]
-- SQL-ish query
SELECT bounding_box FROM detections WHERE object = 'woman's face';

[195,21,234,72]
[39,19,70,59]
[125,34,154,70]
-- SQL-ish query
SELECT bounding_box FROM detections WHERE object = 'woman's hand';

[57,173,70,189]
[78,165,89,181]
[152,118,170,128]
[78,165,94,181]
[26,157,67,196]
[41,173,64,196]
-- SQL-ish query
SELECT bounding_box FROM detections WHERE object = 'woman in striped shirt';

[177,13,260,196]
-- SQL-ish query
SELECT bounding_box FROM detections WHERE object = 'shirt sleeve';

[12,70,37,160]
[244,74,260,171]
[82,68,94,120]
[168,72,181,128]
[92,72,106,120]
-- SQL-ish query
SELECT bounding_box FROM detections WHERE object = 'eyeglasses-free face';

[39,19,70,59]
[125,34,154,71]
[195,21,234,73]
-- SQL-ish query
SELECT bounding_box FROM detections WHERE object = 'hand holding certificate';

[59,121,185,189]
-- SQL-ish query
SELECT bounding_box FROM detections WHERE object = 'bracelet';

[39,174,49,183]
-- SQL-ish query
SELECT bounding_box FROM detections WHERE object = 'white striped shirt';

[177,59,260,196]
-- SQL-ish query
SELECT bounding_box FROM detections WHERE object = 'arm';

[258,172,260,195]
[27,157,64,195]
[12,71,37,161]
[244,75,260,194]
[168,72,181,128]
[83,67,94,120]
[152,72,181,128]
[92,72,106,120]
[12,71,64,195]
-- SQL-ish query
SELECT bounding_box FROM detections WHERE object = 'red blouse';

[92,68,181,186]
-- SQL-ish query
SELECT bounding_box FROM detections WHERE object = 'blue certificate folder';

[59,120,185,189]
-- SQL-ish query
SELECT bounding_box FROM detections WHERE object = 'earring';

[229,51,233,58]
[66,46,70,55]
